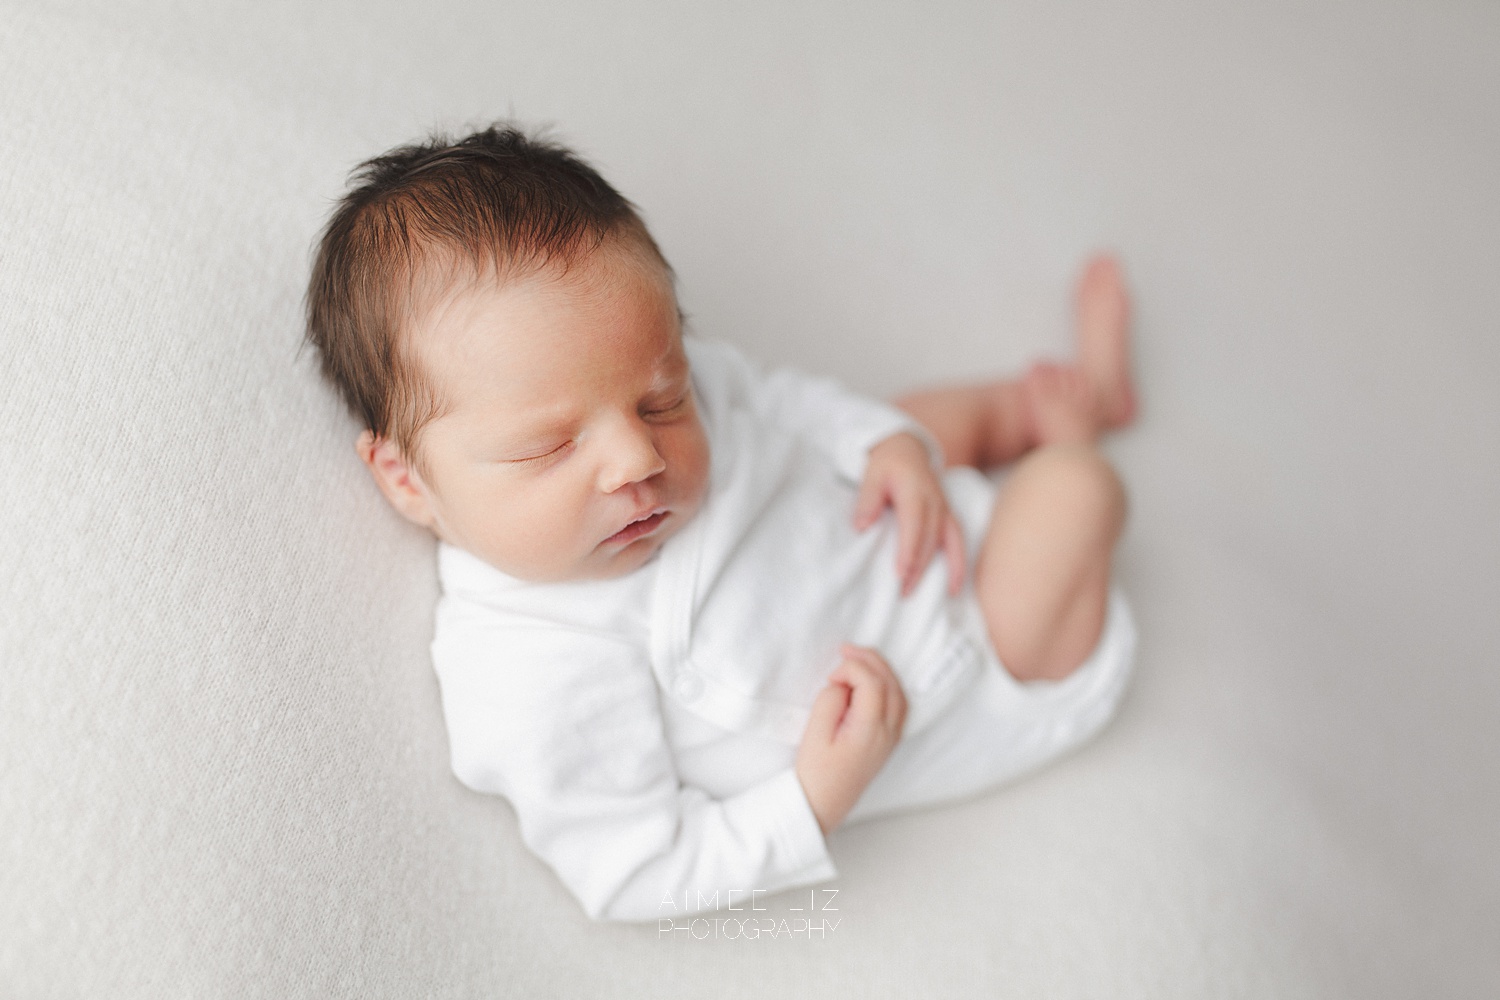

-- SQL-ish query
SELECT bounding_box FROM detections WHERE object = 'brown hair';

[304,123,671,476]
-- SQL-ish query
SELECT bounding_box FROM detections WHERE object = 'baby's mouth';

[604,509,669,546]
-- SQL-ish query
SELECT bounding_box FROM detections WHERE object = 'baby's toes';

[1080,254,1124,307]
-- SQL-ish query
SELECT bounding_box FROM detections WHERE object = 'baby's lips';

[603,506,669,545]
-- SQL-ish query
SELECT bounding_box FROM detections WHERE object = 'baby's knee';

[1012,444,1126,537]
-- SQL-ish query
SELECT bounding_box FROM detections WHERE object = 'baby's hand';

[795,645,908,834]
[854,432,965,596]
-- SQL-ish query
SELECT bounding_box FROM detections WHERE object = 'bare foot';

[1076,254,1138,429]
[1023,361,1096,446]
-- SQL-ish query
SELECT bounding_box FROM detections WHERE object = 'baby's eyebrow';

[473,408,577,451]
[495,414,574,442]
[647,374,686,395]
[649,361,692,393]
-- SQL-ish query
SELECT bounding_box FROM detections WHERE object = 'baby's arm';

[685,336,942,484]
[687,337,962,591]
[433,620,836,922]
[795,644,908,833]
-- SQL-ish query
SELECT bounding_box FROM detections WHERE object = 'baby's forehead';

[406,249,685,406]
[414,237,674,327]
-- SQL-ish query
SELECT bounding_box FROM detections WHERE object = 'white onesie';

[431,336,1136,921]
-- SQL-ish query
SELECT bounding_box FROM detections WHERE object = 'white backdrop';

[2,1,1497,995]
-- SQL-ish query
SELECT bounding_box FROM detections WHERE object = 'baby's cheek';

[667,416,712,502]
[490,487,591,578]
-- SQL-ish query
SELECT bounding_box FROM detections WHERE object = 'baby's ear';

[355,430,437,529]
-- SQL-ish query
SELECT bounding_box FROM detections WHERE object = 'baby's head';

[306,125,710,582]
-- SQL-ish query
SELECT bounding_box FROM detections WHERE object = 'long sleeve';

[432,612,836,922]
[685,336,943,483]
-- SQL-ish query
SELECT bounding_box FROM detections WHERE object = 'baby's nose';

[597,418,667,493]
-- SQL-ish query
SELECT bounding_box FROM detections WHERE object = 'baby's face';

[402,248,710,582]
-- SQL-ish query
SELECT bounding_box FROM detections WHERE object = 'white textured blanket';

[2,1,1496,995]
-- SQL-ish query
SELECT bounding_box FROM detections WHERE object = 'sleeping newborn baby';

[306,124,1139,921]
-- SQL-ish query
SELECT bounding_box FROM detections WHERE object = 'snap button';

[672,670,705,703]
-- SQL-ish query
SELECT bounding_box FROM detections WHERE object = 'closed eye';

[642,393,688,419]
[507,440,573,466]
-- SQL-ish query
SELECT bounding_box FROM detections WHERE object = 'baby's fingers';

[830,646,882,693]
[899,497,945,597]
[893,495,929,594]
[914,502,942,595]
[885,674,908,735]
[804,679,853,747]
[836,645,904,733]
[852,472,888,532]
[942,514,966,596]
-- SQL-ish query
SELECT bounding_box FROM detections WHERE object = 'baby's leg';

[974,440,1125,682]
[894,254,1136,468]
[894,380,1033,469]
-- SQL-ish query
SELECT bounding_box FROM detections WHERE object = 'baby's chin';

[598,539,666,577]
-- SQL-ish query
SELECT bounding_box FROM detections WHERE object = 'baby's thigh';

[845,588,1137,825]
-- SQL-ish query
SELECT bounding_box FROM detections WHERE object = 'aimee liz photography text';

[658,888,842,942]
